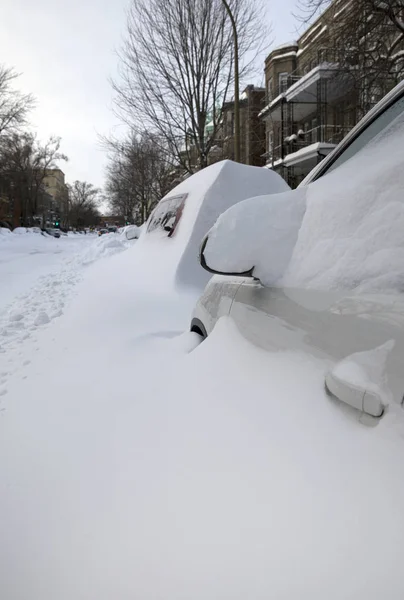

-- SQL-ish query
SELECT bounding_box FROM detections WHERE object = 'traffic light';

[55,221,60,228]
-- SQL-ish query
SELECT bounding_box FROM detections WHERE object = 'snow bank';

[139,160,289,289]
[78,233,129,266]
[284,110,404,292]
[0,227,12,239]
[2,305,404,599]
[203,187,307,285]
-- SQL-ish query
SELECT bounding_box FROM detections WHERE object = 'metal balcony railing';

[263,48,341,104]
[266,124,352,166]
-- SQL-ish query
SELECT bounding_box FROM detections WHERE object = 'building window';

[278,72,288,94]
[267,77,273,101]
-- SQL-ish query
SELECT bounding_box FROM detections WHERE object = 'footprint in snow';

[34,312,50,326]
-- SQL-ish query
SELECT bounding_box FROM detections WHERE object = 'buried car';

[191,80,404,419]
[140,160,289,288]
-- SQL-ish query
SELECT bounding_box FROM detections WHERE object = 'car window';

[318,93,404,177]
[147,194,187,236]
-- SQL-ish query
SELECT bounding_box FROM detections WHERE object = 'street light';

[221,0,240,163]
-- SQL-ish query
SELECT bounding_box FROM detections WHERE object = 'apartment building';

[259,0,363,187]
[43,168,67,204]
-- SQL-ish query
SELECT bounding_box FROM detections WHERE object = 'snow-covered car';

[141,160,289,287]
[124,225,140,240]
[191,79,404,418]
[45,228,61,239]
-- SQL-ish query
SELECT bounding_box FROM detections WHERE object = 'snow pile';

[284,110,404,292]
[123,224,140,240]
[2,301,404,598]
[203,187,307,285]
[0,227,12,239]
[12,227,28,235]
[78,233,130,266]
[140,160,289,289]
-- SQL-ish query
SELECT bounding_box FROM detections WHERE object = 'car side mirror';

[200,190,307,286]
[200,234,254,277]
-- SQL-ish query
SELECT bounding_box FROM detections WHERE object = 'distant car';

[191,79,404,419]
[98,228,109,236]
[124,225,140,240]
[0,220,11,230]
[45,228,61,239]
[108,226,117,233]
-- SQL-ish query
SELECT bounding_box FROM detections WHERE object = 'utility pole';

[221,0,240,163]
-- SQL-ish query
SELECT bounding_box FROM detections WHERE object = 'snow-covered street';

[1,230,404,600]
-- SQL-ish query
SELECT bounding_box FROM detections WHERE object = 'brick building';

[260,0,361,187]
[219,85,266,166]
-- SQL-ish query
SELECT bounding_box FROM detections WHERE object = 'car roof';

[299,79,404,186]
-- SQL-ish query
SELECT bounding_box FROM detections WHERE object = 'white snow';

[141,160,289,289]
[284,109,404,292]
[272,50,297,60]
[259,93,285,117]
[283,142,337,166]
[285,62,339,101]
[0,231,96,313]
[331,340,395,404]
[1,226,404,598]
[272,40,298,51]
[203,188,307,285]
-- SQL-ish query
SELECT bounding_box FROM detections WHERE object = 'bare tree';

[67,180,100,229]
[113,0,268,173]
[104,131,174,224]
[0,66,35,138]
[0,133,67,226]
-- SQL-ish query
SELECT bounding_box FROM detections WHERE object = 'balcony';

[260,49,354,122]
[265,124,351,172]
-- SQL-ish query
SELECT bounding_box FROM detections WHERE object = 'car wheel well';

[190,318,207,339]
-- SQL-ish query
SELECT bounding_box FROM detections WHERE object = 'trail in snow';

[0,233,130,398]
[1,230,404,599]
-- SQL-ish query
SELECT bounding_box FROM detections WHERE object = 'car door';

[229,86,404,412]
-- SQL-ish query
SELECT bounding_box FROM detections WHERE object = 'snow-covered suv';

[191,79,404,418]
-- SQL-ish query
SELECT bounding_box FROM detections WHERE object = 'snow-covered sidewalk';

[1,233,404,599]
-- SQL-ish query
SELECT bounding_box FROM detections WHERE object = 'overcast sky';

[1,0,298,190]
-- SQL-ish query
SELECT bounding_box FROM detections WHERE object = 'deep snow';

[1,231,404,599]
[0,230,94,312]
